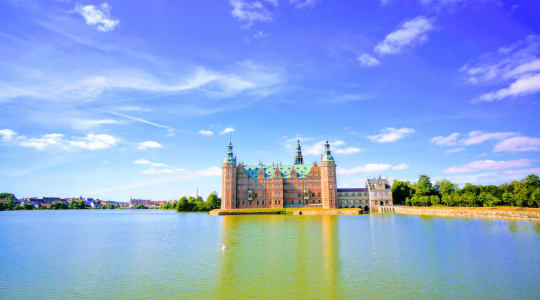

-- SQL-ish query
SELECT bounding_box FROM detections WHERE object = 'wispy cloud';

[493,136,540,152]
[430,131,540,153]
[461,35,540,102]
[445,147,464,154]
[338,162,409,175]
[230,0,275,27]
[357,53,380,67]
[0,129,117,151]
[367,127,415,143]
[375,16,435,55]
[103,111,174,134]
[290,0,317,9]
[74,2,119,32]
[443,158,533,174]
[220,127,235,135]
[133,158,168,167]
[137,141,163,150]
[198,130,214,136]
[298,140,361,156]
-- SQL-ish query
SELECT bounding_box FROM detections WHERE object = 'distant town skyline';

[1,0,539,200]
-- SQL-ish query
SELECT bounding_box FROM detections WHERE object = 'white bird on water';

[221,244,227,251]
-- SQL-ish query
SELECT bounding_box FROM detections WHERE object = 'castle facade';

[221,139,392,210]
[221,140,337,209]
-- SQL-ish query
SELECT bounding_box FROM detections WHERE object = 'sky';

[1,0,539,201]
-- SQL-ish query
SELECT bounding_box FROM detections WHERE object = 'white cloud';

[198,130,214,136]
[475,73,540,102]
[253,31,270,40]
[460,130,516,146]
[230,0,274,27]
[0,129,116,151]
[367,127,415,143]
[461,35,540,102]
[301,140,355,156]
[69,133,117,150]
[220,127,235,135]
[0,62,282,104]
[137,141,162,150]
[357,53,380,67]
[493,136,540,152]
[0,129,16,141]
[335,147,361,154]
[69,119,119,130]
[503,168,540,175]
[392,163,409,170]
[374,16,434,55]
[443,159,532,174]
[133,158,168,168]
[431,131,519,148]
[445,147,465,154]
[430,132,460,145]
[339,162,409,175]
[290,0,317,9]
[74,2,119,32]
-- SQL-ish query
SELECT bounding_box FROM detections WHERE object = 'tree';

[21,202,33,210]
[430,195,441,206]
[50,201,68,209]
[106,203,115,209]
[206,192,221,210]
[531,188,540,208]
[392,180,412,205]
[435,179,457,196]
[416,175,436,197]
[68,200,86,209]
[176,196,189,211]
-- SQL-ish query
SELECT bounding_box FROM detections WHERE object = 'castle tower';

[320,140,337,209]
[221,138,237,209]
[294,139,303,165]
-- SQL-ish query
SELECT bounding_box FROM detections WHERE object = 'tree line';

[392,174,540,208]
[160,193,221,212]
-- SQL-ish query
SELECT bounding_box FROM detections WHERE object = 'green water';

[1,210,539,299]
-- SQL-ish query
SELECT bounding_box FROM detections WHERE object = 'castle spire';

[322,139,334,162]
[224,138,236,164]
[294,139,303,165]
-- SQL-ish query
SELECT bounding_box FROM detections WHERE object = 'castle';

[221,139,392,210]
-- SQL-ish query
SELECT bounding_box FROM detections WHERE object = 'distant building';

[367,176,393,211]
[337,188,369,210]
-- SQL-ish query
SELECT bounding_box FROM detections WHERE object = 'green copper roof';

[242,164,314,179]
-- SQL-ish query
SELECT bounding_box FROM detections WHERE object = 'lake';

[1,210,539,299]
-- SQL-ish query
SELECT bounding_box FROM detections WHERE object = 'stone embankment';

[209,208,362,216]
[387,206,540,222]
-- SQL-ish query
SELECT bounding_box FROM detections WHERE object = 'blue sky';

[1,0,539,201]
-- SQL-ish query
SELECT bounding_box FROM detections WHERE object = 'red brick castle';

[221,139,337,209]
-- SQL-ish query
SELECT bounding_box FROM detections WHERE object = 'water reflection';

[216,215,340,299]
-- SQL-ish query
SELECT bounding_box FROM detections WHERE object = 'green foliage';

[392,180,412,205]
[106,203,115,209]
[21,202,34,210]
[206,192,221,210]
[50,201,68,209]
[416,175,436,197]
[133,204,149,209]
[68,200,86,209]
[403,174,540,208]
[0,193,15,201]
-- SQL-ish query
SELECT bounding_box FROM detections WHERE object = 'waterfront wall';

[209,208,362,216]
[387,206,540,221]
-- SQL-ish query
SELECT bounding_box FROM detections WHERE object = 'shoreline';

[390,206,540,222]
[209,208,363,216]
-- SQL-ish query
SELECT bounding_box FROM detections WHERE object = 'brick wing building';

[221,139,337,209]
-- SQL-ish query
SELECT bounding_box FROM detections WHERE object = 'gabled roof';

[242,164,314,179]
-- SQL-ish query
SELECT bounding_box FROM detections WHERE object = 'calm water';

[1,210,539,299]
